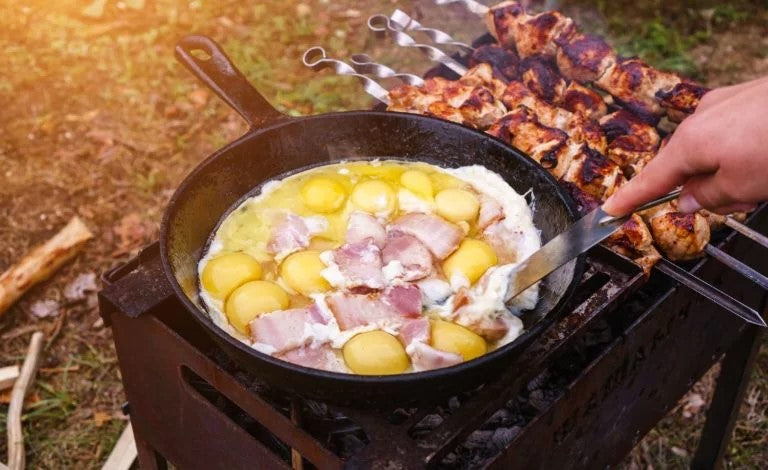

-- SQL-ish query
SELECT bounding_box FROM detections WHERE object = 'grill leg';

[691,325,765,469]
[135,431,168,470]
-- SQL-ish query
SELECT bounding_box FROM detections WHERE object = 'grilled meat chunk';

[488,106,574,179]
[519,55,567,104]
[486,1,575,57]
[469,44,520,82]
[599,110,660,150]
[560,144,624,200]
[656,81,709,122]
[650,210,710,261]
[595,58,681,124]
[560,81,608,120]
[388,66,507,130]
[554,32,616,83]
[501,81,606,153]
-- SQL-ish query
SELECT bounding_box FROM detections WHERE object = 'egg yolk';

[435,188,480,223]
[201,252,262,300]
[443,239,497,285]
[399,170,434,199]
[431,320,487,361]
[280,250,330,295]
[300,177,347,213]
[343,330,410,375]
[350,180,396,214]
[225,280,289,334]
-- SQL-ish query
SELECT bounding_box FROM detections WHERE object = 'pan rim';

[159,110,586,387]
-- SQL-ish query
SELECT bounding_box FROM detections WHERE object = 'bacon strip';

[331,239,386,291]
[409,342,463,371]
[277,345,347,372]
[381,232,433,281]
[267,214,327,259]
[345,212,386,248]
[249,305,329,353]
[398,317,431,347]
[327,285,422,330]
[390,213,463,259]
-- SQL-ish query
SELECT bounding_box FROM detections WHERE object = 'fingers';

[708,203,757,215]
[697,77,768,112]
[603,135,703,215]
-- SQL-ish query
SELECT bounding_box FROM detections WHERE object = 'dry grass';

[0,0,765,467]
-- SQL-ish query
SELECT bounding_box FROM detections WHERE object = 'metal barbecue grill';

[97,6,768,469]
[99,210,767,469]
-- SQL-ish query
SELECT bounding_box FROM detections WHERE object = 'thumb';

[679,173,733,213]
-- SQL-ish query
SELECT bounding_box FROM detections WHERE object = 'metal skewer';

[388,9,475,52]
[367,14,468,76]
[349,53,425,86]
[704,245,768,290]
[656,259,766,327]
[725,216,768,248]
[301,47,390,104]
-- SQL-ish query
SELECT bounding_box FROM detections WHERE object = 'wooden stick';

[101,422,137,470]
[0,366,20,392]
[0,217,93,317]
[7,332,44,470]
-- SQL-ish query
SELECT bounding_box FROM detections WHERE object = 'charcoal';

[448,396,461,411]
[526,370,550,391]
[413,413,444,431]
[491,426,521,450]
[484,408,513,427]
[463,430,494,449]
[528,389,549,411]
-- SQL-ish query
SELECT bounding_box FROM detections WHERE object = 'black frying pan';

[162,35,585,405]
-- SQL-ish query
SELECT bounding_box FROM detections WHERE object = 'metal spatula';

[507,190,766,327]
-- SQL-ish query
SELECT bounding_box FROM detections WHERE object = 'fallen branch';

[7,332,44,470]
[0,217,93,317]
[101,422,137,470]
[0,366,20,391]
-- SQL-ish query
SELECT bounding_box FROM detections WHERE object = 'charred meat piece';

[457,85,507,129]
[488,106,574,179]
[560,144,625,200]
[554,32,616,83]
[487,1,575,57]
[469,44,520,82]
[649,209,710,261]
[606,136,655,177]
[519,55,567,103]
[595,58,681,124]
[566,113,607,154]
[599,110,660,150]
[656,81,709,122]
[459,63,508,100]
[501,81,605,152]
[559,81,608,120]
[425,102,468,126]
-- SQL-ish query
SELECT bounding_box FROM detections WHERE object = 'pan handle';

[175,35,285,128]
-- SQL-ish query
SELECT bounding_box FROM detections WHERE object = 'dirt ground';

[0,1,766,468]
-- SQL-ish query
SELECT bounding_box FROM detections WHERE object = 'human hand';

[603,77,768,216]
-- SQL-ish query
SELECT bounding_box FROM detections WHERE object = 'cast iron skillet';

[162,35,585,405]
